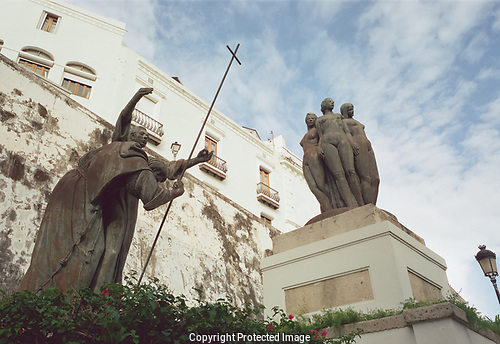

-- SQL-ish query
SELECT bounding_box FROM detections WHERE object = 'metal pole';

[490,276,500,306]
[137,44,241,285]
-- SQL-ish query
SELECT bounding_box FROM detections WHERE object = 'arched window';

[61,62,97,99]
[18,47,54,78]
[64,62,97,80]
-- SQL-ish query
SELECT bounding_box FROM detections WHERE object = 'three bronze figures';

[301,98,379,213]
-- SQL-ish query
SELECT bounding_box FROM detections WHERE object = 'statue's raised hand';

[136,87,153,97]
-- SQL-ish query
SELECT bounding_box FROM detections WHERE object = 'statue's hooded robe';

[20,141,184,293]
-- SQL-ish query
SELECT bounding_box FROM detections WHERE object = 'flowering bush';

[263,306,359,344]
[0,278,357,344]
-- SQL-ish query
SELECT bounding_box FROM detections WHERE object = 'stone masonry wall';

[0,54,275,307]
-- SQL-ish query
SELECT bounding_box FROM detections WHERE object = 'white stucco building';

[0,0,318,232]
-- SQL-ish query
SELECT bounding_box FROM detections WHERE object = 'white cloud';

[459,32,490,63]
[480,92,500,126]
[65,0,159,61]
[298,0,345,23]
[477,67,500,81]
[492,5,500,32]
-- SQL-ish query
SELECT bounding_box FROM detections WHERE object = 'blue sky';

[66,0,500,320]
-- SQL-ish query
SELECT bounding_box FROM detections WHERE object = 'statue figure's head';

[129,126,149,148]
[340,103,354,119]
[148,157,168,182]
[305,112,317,128]
[320,98,334,114]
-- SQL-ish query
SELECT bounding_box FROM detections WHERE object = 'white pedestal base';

[261,205,452,317]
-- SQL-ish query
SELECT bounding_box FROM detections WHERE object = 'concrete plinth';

[261,204,452,317]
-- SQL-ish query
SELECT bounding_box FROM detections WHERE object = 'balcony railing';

[199,154,228,180]
[256,182,280,209]
[132,109,164,145]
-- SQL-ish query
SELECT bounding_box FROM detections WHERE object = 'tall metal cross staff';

[137,44,241,285]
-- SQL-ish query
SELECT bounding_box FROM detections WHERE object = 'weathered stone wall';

[0,55,275,307]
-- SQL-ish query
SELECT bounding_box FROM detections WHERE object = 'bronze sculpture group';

[301,98,379,213]
[19,89,379,293]
[20,88,212,293]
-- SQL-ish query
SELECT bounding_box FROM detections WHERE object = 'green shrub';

[4,276,498,344]
[0,278,357,344]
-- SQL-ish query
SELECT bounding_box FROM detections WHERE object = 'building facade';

[0,54,277,305]
[0,0,318,233]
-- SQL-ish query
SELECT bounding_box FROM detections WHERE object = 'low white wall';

[331,303,500,344]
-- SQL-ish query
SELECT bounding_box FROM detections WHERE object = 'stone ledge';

[272,204,424,254]
[402,302,468,325]
[328,303,500,344]
[340,313,407,335]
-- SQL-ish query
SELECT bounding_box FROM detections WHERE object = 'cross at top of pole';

[227,44,242,66]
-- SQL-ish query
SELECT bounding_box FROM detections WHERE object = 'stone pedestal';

[261,204,452,317]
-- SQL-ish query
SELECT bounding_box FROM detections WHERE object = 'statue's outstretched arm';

[185,149,213,169]
[112,87,153,142]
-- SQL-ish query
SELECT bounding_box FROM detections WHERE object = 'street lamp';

[475,245,500,305]
[170,141,181,161]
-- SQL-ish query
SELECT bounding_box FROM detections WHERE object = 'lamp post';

[170,141,181,161]
[475,245,500,305]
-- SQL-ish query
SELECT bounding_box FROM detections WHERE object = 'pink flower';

[100,288,109,296]
[267,323,274,331]
[309,329,317,334]
[288,314,294,320]
[157,302,160,308]
[321,329,327,337]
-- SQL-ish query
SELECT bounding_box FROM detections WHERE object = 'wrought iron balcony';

[132,109,164,145]
[256,182,280,209]
[199,154,228,180]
